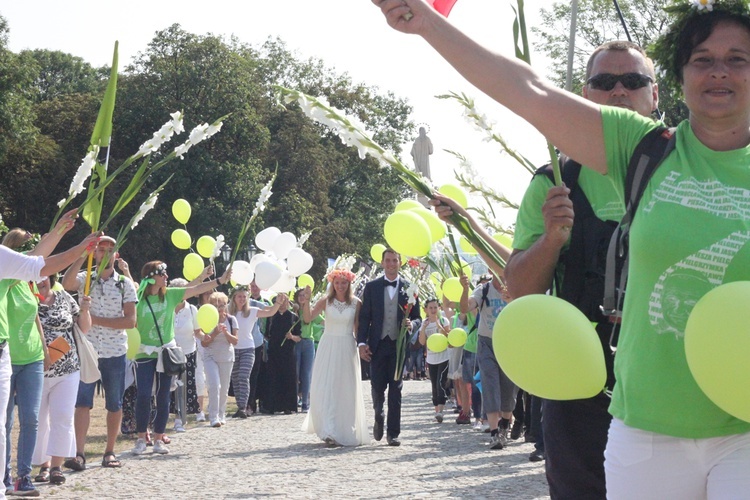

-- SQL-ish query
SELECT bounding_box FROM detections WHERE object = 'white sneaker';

[480,423,490,433]
[211,419,222,428]
[473,420,482,430]
[153,439,169,455]
[489,432,507,450]
[435,412,444,423]
[174,419,186,433]
[132,438,147,455]
[196,412,206,422]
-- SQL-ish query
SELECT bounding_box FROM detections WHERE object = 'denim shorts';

[76,354,126,412]
[461,350,478,382]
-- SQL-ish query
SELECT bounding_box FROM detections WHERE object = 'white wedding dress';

[302,299,368,446]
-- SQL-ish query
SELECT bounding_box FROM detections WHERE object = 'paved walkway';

[43,380,549,499]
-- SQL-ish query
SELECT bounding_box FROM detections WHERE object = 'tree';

[21,49,105,103]
[533,0,685,124]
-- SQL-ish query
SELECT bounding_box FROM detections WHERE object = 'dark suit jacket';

[357,276,421,354]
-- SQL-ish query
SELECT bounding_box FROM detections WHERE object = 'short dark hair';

[674,12,750,83]
[382,247,400,261]
[585,40,655,81]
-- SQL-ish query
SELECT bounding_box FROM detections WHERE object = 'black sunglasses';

[586,73,653,91]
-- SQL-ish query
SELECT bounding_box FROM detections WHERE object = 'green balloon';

[492,294,606,400]
[410,207,446,243]
[426,333,448,353]
[370,243,387,264]
[395,199,422,211]
[172,198,192,224]
[685,281,750,423]
[438,183,468,208]
[448,328,467,347]
[442,277,463,302]
[383,211,432,258]
[171,229,192,250]
[183,253,204,281]
[126,328,140,360]
[459,236,478,255]
[197,304,219,333]
[196,235,216,258]
[297,273,315,290]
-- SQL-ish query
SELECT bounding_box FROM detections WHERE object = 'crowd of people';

[2,0,750,497]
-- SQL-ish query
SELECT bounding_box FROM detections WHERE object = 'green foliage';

[0,18,414,280]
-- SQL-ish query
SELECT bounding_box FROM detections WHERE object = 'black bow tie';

[385,280,397,288]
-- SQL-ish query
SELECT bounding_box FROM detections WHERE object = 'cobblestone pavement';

[43,380,550,499]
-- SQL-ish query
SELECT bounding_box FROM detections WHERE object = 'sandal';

[101,452,122,468]
[63,453,86,471]
[161,435,171,445]
[34,467,50,483]
[49,467,66,485]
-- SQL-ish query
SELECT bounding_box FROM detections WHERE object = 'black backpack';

[536,126,676,345]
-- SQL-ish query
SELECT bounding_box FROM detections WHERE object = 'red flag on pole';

[430,0,458,16]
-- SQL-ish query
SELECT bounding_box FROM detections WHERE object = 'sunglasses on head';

[586,73,653,91]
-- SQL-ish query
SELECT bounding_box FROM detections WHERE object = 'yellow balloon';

[297,273,315,290]
[383,211,432,258]
[493,294,606,400]
[459,236,478,255]
[493,232,514,249]
[183,253,204,281]
[172,199,192,224]
[197,304,219,333]
[685,281,750,422]
[410,207,446,243]
[426,333,448,353]
[126,328,140,360]
[196,235,216,259]
[442,277,463,302]
[395,199,422,211]
[370,243,387,264]
[448,328,468,347]
[171,229,192,250]
[438,184,468,209]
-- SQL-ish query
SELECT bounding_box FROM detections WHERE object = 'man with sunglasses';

[504,41,659,499]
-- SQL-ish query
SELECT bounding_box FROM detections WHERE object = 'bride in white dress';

[300,270,368,446]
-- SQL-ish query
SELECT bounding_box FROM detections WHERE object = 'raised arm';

[505,185,573,298]
[430,193,511,277]
[374,0,606,172]
[183,267,231,300]
[44,233,100,282]
[30,209,78,258]
[459,275,477,315]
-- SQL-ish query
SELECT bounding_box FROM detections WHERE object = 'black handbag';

[146,298,186,377]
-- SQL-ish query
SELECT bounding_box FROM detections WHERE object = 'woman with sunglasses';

[131,261,230,455]
[375,0,750,496]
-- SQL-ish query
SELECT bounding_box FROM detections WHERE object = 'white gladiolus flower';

[206,121,223,138]
[68,147,99,196]
[131,193,159,229]
[170,111,185,134]
[174,142,191,159]
[188,123,209,145]
[406,283,419,305]
[297,232,311,248]
[211,234,225,260]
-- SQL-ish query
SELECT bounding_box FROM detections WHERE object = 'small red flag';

[430,0,458,16]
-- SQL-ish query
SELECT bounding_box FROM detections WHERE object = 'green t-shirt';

[135,287,186,359]
[514,163,625,253]
[0,279,44,365]
[301,314,324,340]
[602,106,750,439]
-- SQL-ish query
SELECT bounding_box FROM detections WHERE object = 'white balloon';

[254,261,283,290]
[270,270,296,293]
[248,253,271,272]
[255,227,281,252]
[272,232,298,260]
[230,260,254,286]
[286,248,314,277]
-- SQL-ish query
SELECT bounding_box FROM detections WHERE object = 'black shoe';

[529,450,545,462]
[386,435,401,446]
[510,420,523,440]
[373,417,384,441]
[524,431,536,443]
[233,409,248,419]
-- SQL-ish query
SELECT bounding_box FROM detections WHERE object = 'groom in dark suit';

[357,248,421,446]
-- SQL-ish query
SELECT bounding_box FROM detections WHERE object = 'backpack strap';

[602,126,676,324]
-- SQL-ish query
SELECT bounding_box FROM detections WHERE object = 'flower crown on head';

[146,262,167,278]
[326,254,357,283]
[650,0,750,89]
